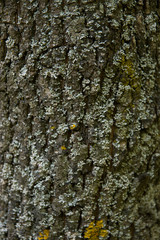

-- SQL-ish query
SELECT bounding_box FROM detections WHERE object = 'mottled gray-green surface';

[1,0,160,239]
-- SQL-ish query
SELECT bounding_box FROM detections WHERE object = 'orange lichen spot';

[61,145,66,150]
[70,124,76,130]
[38,229,49,240]
[50,126,55,130]
[84,220,108,240]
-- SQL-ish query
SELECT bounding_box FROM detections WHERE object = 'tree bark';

[1,0,160,239]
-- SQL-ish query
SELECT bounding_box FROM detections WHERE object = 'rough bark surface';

[1,0,160,239]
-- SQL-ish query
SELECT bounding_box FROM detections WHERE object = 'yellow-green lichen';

[38,229,49,240]
[61,145,67,150]
[84,220,108,240]
[120,55,141,90]
[70,124,76,130]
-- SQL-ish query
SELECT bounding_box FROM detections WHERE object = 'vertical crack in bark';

[130,222,135,240]
[0,38,7,61]
[93,171,107,221]
[77,209,82,230]
[60,210,67,240]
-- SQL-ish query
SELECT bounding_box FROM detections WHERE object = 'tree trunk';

[1,1,160,239]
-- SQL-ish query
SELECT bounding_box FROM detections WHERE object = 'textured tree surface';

[1,1,160,239]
